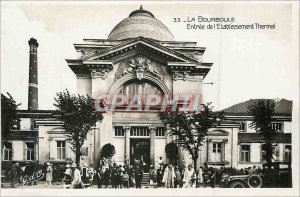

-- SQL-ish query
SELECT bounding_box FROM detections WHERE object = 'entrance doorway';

[130,138,150,172]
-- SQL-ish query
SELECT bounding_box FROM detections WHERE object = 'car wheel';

[229,181,246,188]
[247,175,262,188]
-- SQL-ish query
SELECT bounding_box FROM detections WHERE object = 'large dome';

[108,6,174,41]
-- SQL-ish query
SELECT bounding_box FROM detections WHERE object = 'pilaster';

[149,125,156,166]
[123,126,131,163]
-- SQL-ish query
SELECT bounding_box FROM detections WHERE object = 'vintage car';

[260,161,292,188]
[220,173,262,188]
[220,162,292,188]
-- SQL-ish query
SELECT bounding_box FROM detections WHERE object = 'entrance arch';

[108,73,171,97]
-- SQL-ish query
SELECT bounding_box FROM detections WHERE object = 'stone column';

[165,124,172,144]
[93,121,101,166]
[165,124,171,163]
[149,125,156,167]
[123,126,131,163]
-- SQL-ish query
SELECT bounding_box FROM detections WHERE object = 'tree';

[1,93,20,147]
[165,142,178,165]
[158,103,222,169]
[54,89,103,166]
[101,143,116,159]
[248,99,277,168]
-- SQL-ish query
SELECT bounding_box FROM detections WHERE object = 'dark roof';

[238,133,291,143]
[7,130,38,140]
[222,99,292,116]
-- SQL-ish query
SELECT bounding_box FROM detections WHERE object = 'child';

[122,171,130,188]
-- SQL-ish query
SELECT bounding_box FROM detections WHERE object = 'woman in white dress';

[45,162,53,187]
[162,164,176,188]
[197,166,203,188]
[183,165,194,188]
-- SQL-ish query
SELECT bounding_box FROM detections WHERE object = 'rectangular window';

[240,144,250,162]
[211,143,222,162]
[26,143,35,161]
[239,122,246,132]
[57,141,66,160]
[130,127,149,136]
[271,123,282,132]
[284,145,291,162]
[114,126,125,136]
[212,143,222,153]
[155,127,165,137]
[3,143,12,161]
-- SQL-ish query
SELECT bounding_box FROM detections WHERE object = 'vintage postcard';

[1,1,299,196]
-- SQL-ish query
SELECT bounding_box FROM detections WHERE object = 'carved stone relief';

[173,71,189,81]
[91,69,110,79]
[81,49,101,59]
[173,71,188,81]
[115,55,163,81]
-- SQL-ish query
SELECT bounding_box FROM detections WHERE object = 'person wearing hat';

[149,165,157,188]
[45,162,53,187]
[162,163,176,188]
[103,166,111,188]
[71,163,82,189]
[81,163,90,188]
[197,166,204,188]
[10,162,20,188]
[62,164,72,189]
[135,165,143,189]
[182,165,194,188]
[88,164,95,184]
[174,166,182,188]
[122,170,130,188]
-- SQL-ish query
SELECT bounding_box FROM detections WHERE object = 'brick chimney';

[28,38,39,110]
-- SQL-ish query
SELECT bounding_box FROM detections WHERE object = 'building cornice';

[224,115,292,122]
[83,37,197,63]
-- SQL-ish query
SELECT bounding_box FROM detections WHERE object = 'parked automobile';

[260,162,292,188]
[220,162,292,188]
[220,173,262,188]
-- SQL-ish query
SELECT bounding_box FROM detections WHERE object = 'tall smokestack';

[28,38,39,110]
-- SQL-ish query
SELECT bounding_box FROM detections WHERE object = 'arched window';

[118,80,163,96]
[117,80,164,106]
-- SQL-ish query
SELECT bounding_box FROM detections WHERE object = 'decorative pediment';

[115,54,163,81]
[85,37,196,63]
[66,37,212,79]
[208,129,229,136]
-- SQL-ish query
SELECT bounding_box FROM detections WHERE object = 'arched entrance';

[110,73,169,170]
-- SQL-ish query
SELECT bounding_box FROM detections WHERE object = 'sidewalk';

[2,181,219,189]
[1,182,145,189]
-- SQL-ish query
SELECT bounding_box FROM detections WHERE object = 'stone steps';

[141,173,149,186]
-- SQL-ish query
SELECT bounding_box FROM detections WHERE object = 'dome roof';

[108,6,174,41]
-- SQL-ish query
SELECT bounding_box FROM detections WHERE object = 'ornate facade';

[64,6,215,169]
[2,7,292,172]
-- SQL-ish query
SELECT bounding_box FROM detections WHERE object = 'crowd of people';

[7,159,260,189]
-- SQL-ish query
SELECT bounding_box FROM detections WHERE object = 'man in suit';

[135,165,144,188]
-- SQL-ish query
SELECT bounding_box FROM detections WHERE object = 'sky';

[1,1,299,112]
